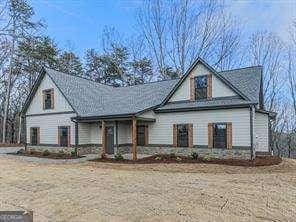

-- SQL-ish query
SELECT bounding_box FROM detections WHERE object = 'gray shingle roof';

[44,65,262,118]
[46,68,179,117]
[219,66,262,104]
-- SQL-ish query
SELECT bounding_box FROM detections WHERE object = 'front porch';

[73,116,155,160]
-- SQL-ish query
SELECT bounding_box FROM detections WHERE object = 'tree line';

[0,0,295,157]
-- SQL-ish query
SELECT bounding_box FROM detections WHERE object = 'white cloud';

[226,0,296,41]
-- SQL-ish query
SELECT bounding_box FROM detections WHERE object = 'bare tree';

[137,0,168,78]
[137,0,242,79]
[248,31,285,111]
[288,20,296,116]
[1,0,42,143]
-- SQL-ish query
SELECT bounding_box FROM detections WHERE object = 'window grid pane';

[194,76,207,99]
[44,90,52,109]
[177,124,188,147]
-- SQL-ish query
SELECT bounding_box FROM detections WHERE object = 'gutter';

[155,103,255,113]
[72,113,135,121]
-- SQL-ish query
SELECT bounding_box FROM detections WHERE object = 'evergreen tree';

[17,36,59,89]
[57,51,83,76]
[85,46,128,87]
[129,57,153,85]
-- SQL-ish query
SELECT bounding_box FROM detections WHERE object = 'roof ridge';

[45,67,114,88]
[119,78,180,88]
[219,65,263,73]
[45,67,179,88]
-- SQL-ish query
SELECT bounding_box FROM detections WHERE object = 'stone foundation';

[77,145,102,155]
[27,146,74,154]
[27,145,102,155]
[27,145,251,159]
[118,146,251,160]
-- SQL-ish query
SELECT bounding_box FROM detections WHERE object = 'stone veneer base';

[27,145,251,160]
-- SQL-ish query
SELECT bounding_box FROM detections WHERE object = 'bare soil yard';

[0,155,295,222]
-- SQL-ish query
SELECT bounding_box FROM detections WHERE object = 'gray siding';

[26,113,76,145]
[26,74,73,115]
[169,63,237,102]
[254,112,269,152]
[147,108,251,147]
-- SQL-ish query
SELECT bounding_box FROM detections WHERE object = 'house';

[21,58,275,160]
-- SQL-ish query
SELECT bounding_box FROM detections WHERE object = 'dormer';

[168,59,239,103]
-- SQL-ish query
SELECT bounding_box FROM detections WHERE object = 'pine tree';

[57,51,83,76]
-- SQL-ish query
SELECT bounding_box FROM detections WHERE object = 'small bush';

[155,156,162,160]
[169,152,176,158]
[42,150,50,156]
[191,152,198,160]
[101,153,106,159]
[71,150,77,157]
[176,157,182,162]
[115,153,124,161]
[57,150,65,157]
[17,149,25,154]
[29,150,35,155]
[203,154,213,161]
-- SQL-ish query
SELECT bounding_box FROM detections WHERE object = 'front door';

[213,123,227,148]
[106,126,114,154]
[59,126,69,147]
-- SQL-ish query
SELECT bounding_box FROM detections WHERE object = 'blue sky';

[29,0,296,57]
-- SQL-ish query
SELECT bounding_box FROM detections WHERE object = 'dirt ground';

[0,155,295,222]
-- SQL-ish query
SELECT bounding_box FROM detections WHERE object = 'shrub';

[176,157,182,162]
[203,154,213,161]
[29,150,35,155]
[191,152,198,160]
[115,153,124,161]
[101,153,106,159]
[71,150,77,157]
[57,150,65,157]
[17,149,25,154]
[42,150,50,156]
[155,156,162,161]
[169,152,176,158]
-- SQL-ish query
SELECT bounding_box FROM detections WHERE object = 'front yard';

[0,154,295,221]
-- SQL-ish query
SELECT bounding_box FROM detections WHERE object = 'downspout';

[24,115,27,151]
[268,116,272,155]
[115,121,119,154]
[71,119,79,156]
[250,105,255,160]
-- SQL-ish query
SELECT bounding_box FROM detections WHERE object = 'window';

[30,127,39,145]
[194,75,207,99]
[43,89,54,110]
[137,125,147,146]
[58,126,70,147]
[213,123,227,148]
[177,124,189,147]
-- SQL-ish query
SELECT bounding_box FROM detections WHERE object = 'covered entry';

[105,126,114,154]
[73,115,155,160]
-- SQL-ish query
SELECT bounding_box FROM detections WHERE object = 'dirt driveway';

[0,155,295,222]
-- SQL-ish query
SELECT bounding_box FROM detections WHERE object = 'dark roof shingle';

[219,66,262,104]
[44,65,262,117]
[46,68,179,117]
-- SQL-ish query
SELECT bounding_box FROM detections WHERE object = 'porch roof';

[72,114,156,123]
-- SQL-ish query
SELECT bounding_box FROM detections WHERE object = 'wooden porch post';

[75,121,79,156]
[101,120,106,155]
[132,116,137,161]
